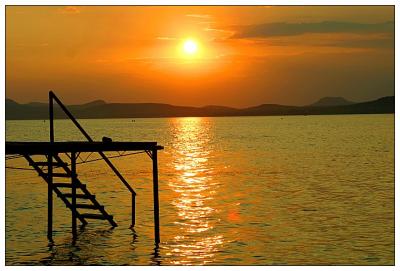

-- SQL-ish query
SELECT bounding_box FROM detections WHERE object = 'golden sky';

[6,6,394,107]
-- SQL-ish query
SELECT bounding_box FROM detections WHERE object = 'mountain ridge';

[310,96,355,107]
[5,96,394,120]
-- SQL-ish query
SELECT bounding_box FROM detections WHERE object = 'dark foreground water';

[5,115,394,265]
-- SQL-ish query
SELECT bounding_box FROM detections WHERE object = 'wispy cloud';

[186,14,211,19]
[16,43,49,48]
[252,32,394,49]
[204,27,235,35]
[204,27,235,41]
[58,6,81,14]
[156,37,178,41]
[231,21,394,38]
[126,56,176,62]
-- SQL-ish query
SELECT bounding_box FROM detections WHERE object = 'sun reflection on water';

[166,117,223,265]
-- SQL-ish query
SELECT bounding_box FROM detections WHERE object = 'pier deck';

[6,141,164,155]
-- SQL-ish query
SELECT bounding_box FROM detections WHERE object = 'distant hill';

[5,96,394,120]
[81,100,107,107]
[310,97,355,107]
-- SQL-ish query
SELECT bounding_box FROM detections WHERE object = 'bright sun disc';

[183,39,198,55]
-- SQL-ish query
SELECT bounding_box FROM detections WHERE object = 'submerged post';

[71,152,77,239]
[131,194,136,227]
[152,148,160,244]
[47,152,53,241]
[47,91,54,241]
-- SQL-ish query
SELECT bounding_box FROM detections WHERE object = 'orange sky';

[6,6,394,107]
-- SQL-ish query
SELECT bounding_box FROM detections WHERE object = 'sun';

[182,39,198,55]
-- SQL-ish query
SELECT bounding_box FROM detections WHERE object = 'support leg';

[152,149,160,244]
[71,152,77,239]
[47,153,53,241]
[131,194,136,228]
[48,91,54,242]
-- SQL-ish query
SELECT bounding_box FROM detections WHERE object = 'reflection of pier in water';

[39,228,162,265]
[166,118,223,265]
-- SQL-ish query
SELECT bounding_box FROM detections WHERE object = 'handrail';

[49,91,136,196]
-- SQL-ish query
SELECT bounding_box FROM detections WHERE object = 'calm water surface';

[5,115,394,265]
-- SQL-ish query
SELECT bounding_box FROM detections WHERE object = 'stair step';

[53,183,86,188]
[40,173,73,178]
[30,161,68,167]
[75,204,103,210]
[62,193,95,199]
[80,213,112,220]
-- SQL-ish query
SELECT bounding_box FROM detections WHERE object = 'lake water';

[5,115,394,265]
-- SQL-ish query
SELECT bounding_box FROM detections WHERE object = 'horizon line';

[6,95,394,109]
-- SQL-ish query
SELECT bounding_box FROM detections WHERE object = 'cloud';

[204,27,235,36]
[185,14,211,19]
[231,21,394,38]
[16,43,49,48]
[244,32,394,49]
[156,37,178,41]
[204,27,233,34]
[204,28,235,41]
[58,6,81,14]
[321,35,393,49]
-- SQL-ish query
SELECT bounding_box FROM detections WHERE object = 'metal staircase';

[24,153,117,227]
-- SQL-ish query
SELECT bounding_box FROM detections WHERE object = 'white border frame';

[1,1,397,270]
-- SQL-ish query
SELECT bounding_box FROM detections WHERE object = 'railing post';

[152,149,160,244]
[49,91,54,143]
[71,152,77,239]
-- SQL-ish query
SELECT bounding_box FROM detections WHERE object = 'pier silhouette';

[5,91,164,244]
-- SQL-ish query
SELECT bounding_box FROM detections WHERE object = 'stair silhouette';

[24,154,117,227]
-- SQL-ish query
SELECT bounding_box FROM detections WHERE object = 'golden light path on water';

[165,117,223,265]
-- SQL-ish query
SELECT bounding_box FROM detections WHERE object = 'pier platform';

[6,141,164,154]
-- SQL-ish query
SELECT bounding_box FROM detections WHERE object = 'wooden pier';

[5,91,164,244]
